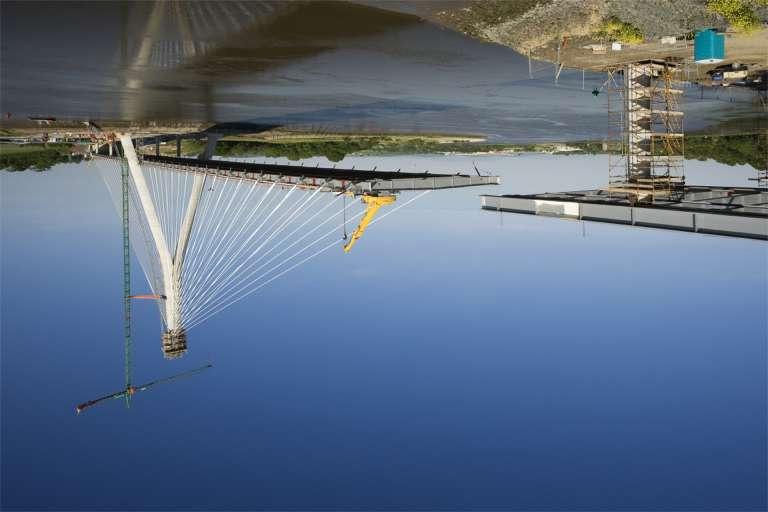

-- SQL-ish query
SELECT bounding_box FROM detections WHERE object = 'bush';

[595,18,645,43]
[707,0,761,32]
[214,138,382,162]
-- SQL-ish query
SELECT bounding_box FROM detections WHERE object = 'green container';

[694,28,725,63]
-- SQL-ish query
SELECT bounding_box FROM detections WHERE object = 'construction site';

[481,58,768,240]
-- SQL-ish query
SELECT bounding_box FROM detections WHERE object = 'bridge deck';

[131,155,501,194]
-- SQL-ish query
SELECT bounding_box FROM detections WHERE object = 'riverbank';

[431,0,768,75]
[3,116,764,173]
[0,143,82,171]
[180,132,768,172]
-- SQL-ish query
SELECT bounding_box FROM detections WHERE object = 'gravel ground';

[605,0,723,39]
[435,0,604,52]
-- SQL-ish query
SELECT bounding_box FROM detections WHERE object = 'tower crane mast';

[121,157,132,400]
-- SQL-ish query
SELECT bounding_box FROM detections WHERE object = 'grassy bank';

[5,133,762,173]
[434,0,768,74]
[190,138,576,161]
[571,133,767,170]
[170,133,765,172]
[0,143,80,171]
[685,133,767,169]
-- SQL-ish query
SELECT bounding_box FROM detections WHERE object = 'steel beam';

[137,155,501,192]
[97,155,501,194]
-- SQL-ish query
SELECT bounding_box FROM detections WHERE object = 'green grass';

[0,143,71,153]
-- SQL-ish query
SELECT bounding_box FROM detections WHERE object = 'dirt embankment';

[437,0,605,54]
[432,0,768,73]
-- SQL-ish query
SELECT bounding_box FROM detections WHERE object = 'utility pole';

[528,50,533,79]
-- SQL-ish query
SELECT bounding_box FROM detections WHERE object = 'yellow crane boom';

[343,194,396,253]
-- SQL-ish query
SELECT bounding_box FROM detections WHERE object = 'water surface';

[2,1,762,140]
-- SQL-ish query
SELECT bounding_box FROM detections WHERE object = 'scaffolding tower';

[606,60,685,202]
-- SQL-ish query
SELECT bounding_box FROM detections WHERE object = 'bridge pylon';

[119,133,212,358]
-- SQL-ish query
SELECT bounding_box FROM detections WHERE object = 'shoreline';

[4,132,764,173]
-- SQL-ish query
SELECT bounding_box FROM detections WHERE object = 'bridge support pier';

[200,133,221,160]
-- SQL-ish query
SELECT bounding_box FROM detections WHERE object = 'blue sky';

[2,153,766,510]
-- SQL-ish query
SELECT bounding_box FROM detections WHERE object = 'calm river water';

[1,1,763,140]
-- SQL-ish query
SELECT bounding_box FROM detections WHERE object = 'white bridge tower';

[119,133,217,358]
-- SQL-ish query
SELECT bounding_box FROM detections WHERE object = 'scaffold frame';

[606,60,685,203]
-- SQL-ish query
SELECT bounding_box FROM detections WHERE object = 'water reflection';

[3,1,763,138]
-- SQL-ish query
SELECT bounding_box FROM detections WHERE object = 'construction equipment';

[77,152,211,414]
[121,156,133,394]
[76,364,212,413]
[343,194,395,253]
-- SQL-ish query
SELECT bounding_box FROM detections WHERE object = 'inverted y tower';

[119,133,208,358]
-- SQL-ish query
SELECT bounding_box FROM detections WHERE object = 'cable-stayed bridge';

[95,134,500,358]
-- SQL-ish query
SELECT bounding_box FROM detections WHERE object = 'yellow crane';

[343,194,396,253]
